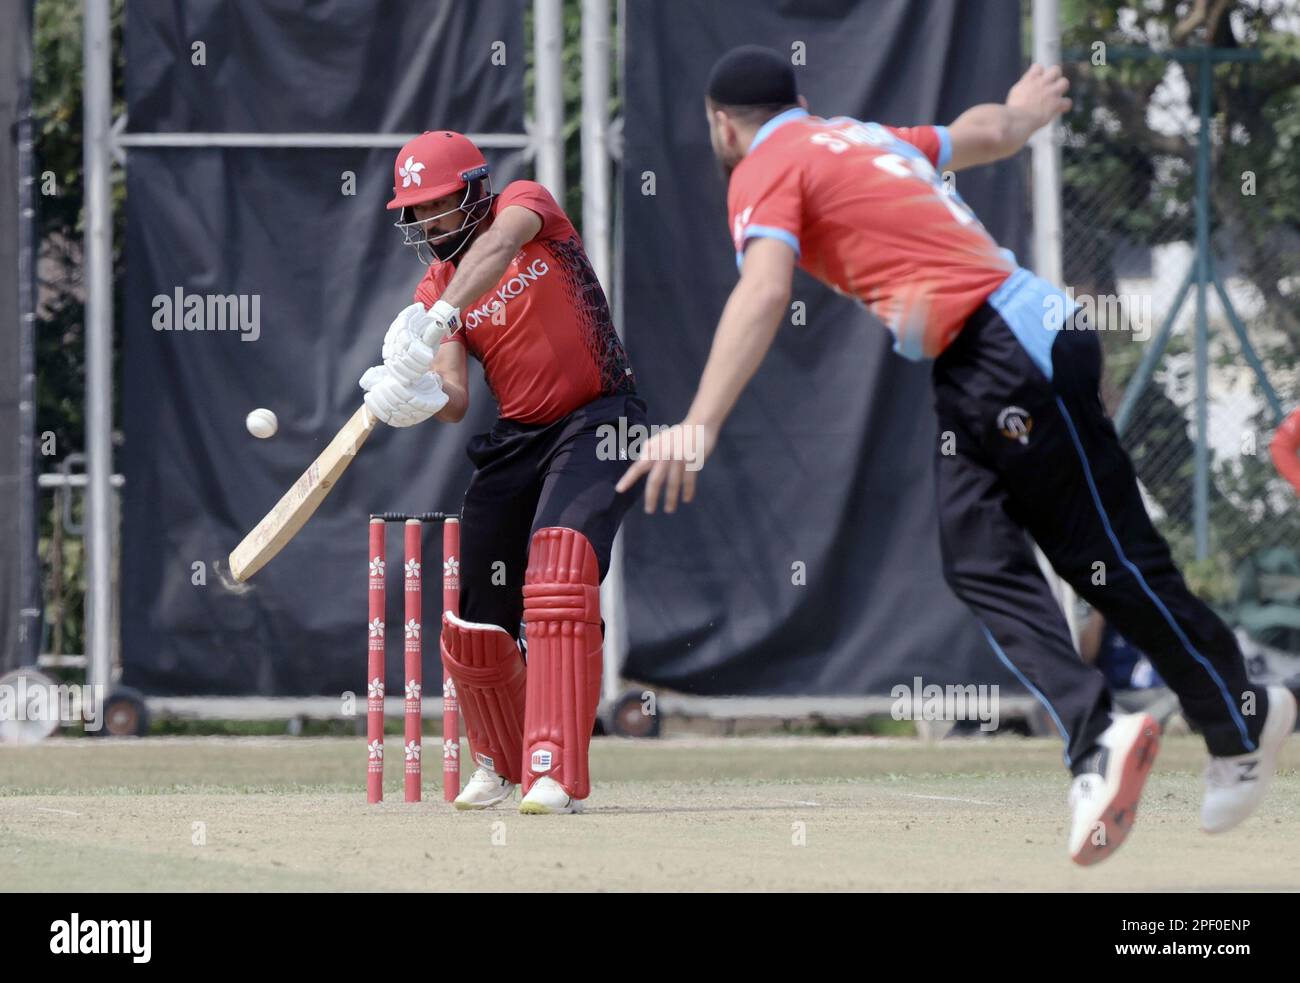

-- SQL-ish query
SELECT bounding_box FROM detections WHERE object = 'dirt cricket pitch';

[2,734,1297,891]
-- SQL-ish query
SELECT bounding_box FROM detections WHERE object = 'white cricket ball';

[245,408,278,439]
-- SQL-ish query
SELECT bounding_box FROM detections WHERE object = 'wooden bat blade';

[228,404,377,582]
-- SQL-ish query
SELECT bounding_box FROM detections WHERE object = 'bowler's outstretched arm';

[616,236,794,512]
[945,63,1071,171]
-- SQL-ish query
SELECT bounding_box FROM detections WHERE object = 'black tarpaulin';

[121,1,525,695]
[619,0,1028,695]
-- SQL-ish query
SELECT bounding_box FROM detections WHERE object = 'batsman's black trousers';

[932,302,1265,767]
[456,393,647,639]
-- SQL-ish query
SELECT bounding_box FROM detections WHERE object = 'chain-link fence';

[1059,43,1300,644]
[35,462,123,677]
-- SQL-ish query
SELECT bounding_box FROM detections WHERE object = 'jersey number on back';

[872,153,976,227]
[809,120,976,228]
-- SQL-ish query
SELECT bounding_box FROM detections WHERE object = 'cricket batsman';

[618,47,1296,864]
[360,130,644,814]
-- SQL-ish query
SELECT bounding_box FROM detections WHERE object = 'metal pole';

[532,0,565,203]
[1194,49,1212,561]
[16,0,40,669]
[582,0,624,706]
[1211,268,1284,424]
[114,131,531,150]
[581,0,612,289]
[83,0,115,699]
[1031,0,1079,647]
[1031,0,1064,288]
[1114,267,1194,435]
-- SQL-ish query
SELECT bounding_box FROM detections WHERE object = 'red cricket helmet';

[388,130,495,264]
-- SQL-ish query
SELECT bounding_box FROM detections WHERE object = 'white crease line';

[896,793,998,806]
[773,800,820,806]
[34,807,83,816]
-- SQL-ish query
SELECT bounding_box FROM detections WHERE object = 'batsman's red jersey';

[414,180,635,424]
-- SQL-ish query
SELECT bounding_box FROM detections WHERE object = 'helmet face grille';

[393,174,496,266]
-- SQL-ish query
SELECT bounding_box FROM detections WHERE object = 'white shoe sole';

[1071,714,1161,867]
[518,784,584,815]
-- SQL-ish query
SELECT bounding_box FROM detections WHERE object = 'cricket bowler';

[360,130,644,814]
[618,46,1296,864]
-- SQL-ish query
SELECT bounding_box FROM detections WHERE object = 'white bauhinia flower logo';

[399,156,425,188]
[405,558,420,580]
[369,556,385,577]
[443,678,457,700]
[405,618,420,640]
[443,739,460,760]
[443,557,459,577]
[368,739,383,761]
[368,677,384,698]
[405,740,421,762]
[368,618,384,639]
[405,679,421,700]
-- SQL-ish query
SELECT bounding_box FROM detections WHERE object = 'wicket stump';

[367,512,461,803]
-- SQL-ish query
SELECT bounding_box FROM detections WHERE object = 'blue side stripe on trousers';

[979,622,1073,767]
[1054,395,1255,750]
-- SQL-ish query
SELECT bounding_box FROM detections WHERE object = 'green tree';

[32,0,125,656]
[1057,1,1300,571]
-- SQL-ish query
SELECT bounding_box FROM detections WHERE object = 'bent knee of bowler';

[938,554,987,602]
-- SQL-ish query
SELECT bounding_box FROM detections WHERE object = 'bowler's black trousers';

[932,304,1265,768]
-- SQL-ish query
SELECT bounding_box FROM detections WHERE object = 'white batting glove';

[380,304,427,361]
[359,365,449,428]
[358,365,389,392]
[380,301,458,386]
[385,334,436,387]
[415,299,460,347]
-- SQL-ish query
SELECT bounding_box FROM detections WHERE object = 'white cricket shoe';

[518,776,583,815]
[1067,712,1161,866]
[452,766,516,811]
[1202,685,1297,834]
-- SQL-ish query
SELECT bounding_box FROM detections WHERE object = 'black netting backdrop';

[123,0,1031,698]
[122,0,525,694]
[620,0,1028,695]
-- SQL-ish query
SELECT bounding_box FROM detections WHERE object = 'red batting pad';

[440,613,527,785]
[521,527,603,799]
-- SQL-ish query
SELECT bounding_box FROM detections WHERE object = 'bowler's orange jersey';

[727,108,1016,359]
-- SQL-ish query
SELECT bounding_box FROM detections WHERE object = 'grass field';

[2,734,1298,891]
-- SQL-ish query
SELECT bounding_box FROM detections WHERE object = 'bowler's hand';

[1006,63,1071,129]
[615,422,716,514]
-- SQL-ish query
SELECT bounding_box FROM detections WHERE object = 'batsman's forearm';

[433,378,469,423]
[440,231,515,311]
[684,280,789,432]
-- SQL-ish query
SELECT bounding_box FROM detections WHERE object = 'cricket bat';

[228,404,377,582]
